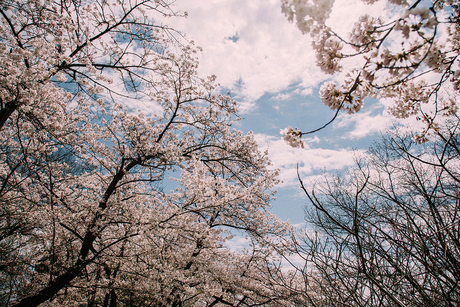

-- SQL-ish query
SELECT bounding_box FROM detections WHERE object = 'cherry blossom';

[0,1,302,306]
[280,126,305,148]
[281,0,460,145]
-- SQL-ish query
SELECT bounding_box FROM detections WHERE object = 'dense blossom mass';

[281,0,460,144]
[0,1,306,306]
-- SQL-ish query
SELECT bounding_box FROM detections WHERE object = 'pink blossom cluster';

[281,0,460,141]
[280,126,304,148]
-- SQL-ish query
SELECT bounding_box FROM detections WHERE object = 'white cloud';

[331,101,393,139]
[166,0,326,110]
[162,0,406,118]
[255,133,362,188]
[271,92,294,102]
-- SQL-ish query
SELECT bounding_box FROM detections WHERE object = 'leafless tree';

[297,117,460,307]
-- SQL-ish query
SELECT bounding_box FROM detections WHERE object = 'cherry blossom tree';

[280,0,460,145]
[0,1,300,306]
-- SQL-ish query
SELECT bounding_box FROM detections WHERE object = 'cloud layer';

[168,0,324,109]
[168,0,392,107]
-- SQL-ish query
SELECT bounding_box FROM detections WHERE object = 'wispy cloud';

[254,134,362,188]
[167,0,324,109]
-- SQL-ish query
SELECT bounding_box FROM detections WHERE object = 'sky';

[161,0,420,227]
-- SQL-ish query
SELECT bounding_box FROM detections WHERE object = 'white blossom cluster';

[281,0,334,34]
[349,15,384,50]
[281,0,460,134]
[319,81,344,110]
[383,81,431,118]
[280,126,304,148]
[312,27,343,74]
